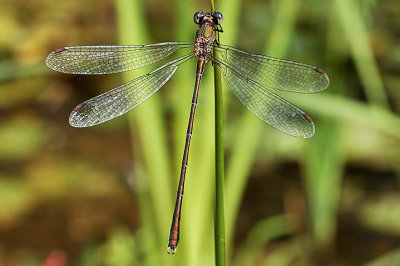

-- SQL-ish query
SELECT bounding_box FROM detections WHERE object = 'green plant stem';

[214,59,225,266]
[212,1,226,265]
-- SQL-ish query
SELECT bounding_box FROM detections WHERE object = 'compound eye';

[193,12,203,24]
[214,12,223,24]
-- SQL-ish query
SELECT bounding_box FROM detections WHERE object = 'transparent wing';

[69,53,194,127]
[46,42,194,74]
[215,57,315,138]
[214,45,329,93]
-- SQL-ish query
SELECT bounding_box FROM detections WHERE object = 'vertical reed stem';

[211,1,226,265]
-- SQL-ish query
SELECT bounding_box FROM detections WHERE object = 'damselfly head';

[193,12,223,25]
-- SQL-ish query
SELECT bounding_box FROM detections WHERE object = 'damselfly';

[46,11,329,254]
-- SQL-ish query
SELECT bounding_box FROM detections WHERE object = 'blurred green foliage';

[0,0,399,265]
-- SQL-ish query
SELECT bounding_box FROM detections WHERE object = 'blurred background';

[1,0,400,265]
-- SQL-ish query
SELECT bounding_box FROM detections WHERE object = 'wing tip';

[68,114,83,128]
[302,113,315,138]
[46,47,68,70]
[69,103,89,128]
[314,67,330,91]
